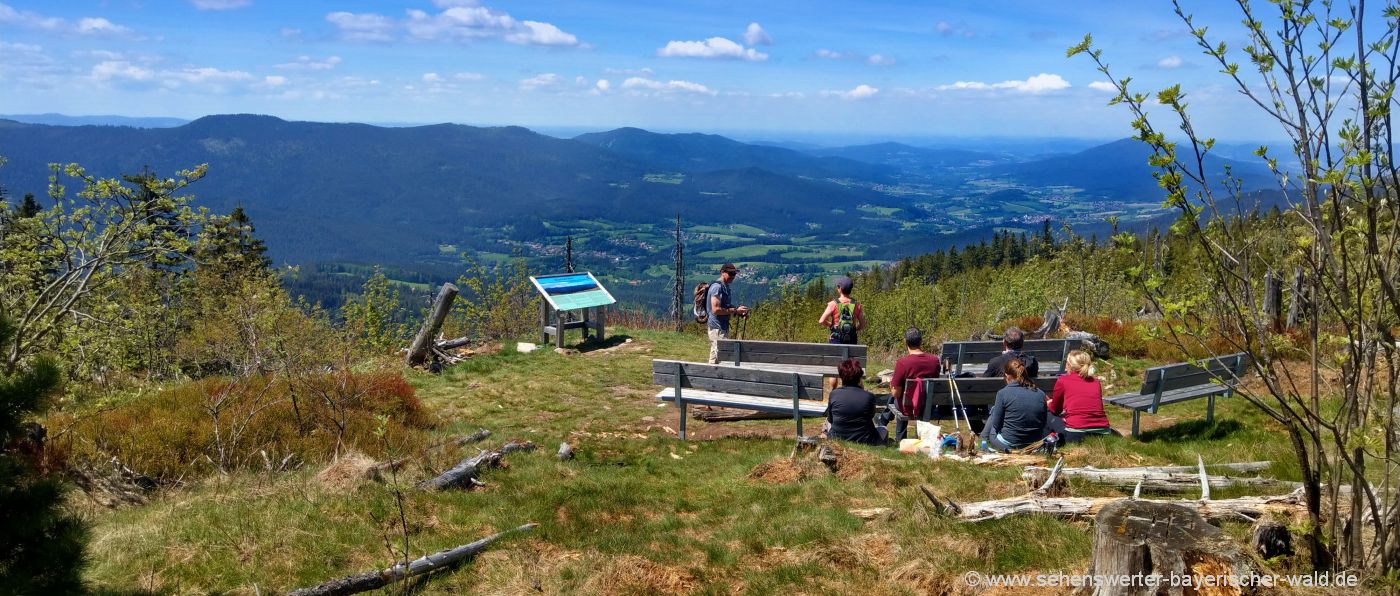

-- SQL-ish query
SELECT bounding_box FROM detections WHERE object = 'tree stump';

[1250,521,1292,560]
[1080,500,1257,595]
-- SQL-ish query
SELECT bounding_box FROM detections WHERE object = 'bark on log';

[1251,521,1293,559]
[406,283,460,367]
[287,523,537,596]
[435,336,473,350]
[930,487,1305,523]
[417,441,535,491]
[1081,500,1257,596]
[1021,464,1298,494]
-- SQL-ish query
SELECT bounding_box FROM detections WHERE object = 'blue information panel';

[529,272,617,311]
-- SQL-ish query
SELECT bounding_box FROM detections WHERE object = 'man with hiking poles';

[695,263,749,364]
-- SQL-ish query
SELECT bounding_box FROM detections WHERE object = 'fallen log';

[288,523,537,596]
[1021,463,1298,494]
[691,407,789,422]
[406,283,460,367]
[435,336,473,350]
[924,486,1306,523]
[417,441,535,491]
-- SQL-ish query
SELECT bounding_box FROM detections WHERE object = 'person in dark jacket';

[982,326,1040,379]
[981,358,1049,452]
[825,359,884,446]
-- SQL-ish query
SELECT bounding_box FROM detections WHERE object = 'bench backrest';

[903,377,1057,421]
[1136,353,1251,395]
[939,339,1074,375]
[716,339,867,368]
[652,359,826,400]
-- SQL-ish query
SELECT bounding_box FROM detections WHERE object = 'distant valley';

[0,114,1277,309]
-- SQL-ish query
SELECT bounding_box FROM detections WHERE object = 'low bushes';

[51,370,434,482]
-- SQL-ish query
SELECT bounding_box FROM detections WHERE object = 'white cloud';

[866,54,896,66]
[938,73,1070,94]
[815,49,895,66]
[90,60,257,93]
[422,72,444,83]
[337,5,582,47]
[189,0,253,10]
[0,3,135,37]
[275,55,342,70]
[1157,55,1183,69]
[431,0,481,6]
[91,60,154,83]
[621,77,716,95]
[604,67,653,76]
[767,91,806,99]
[1087,81,1116,92]
[657,37,766,61]
[595,79,610,91]
[519,72,563,90]
[743,22,772,46]
[823,84,879,99]
[326,11,396,42]
[262,75,287,86]
[935,20,975,38]
[814,49,849,60]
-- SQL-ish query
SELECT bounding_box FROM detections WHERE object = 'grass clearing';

[81,328,1317,594]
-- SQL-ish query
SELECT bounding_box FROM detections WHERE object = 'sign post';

[529,272,616,349]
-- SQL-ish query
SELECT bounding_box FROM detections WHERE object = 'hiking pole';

[945,377,963,435]
[951,376,972,433]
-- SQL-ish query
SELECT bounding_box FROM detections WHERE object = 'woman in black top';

[981,358,1049,452]
[825,359,884,446]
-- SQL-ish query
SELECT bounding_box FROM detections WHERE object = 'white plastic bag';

[915,422,941,458]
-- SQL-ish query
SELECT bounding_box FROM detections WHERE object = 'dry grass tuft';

[747,455,825,484]
[583,554,698,595]
[313,450,376,492]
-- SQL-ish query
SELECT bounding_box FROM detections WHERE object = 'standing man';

[707,263,749,364]
[886,327,942,441]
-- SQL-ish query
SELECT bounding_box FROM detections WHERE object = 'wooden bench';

[904,377,1058,425]
[939,338,1076,376]
[653,359,831,440]
[1106,353,1250,438]
[716,339,867,370]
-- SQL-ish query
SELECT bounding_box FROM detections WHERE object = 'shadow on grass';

[574,334,634,353]
[1139,418,1243,443]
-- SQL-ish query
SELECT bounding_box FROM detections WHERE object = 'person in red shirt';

[1048,350,1113,443]
[887,327,941,441]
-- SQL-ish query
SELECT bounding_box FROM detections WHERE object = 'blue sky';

[0,1,1301,141]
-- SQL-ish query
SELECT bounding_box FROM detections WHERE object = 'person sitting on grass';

[825,358,884,446]
[981,358,1049,452]
[1048,350,1113,443]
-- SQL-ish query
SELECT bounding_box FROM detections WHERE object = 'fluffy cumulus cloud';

[823,84,879,99]
[275,55,342,70]
[595,79,610,91]
[0,3,135,37]
[1157,55,1183,69]
[1087,80,1116,92]
[657,37,766,61]
[621,77,716,95]
[938,73,1070,94]
[422,72,444,83]
[743,22,772,46]
[90,59,257,93]
[329,4,581,47]
[518,72,563,90]
[189,0,253,10]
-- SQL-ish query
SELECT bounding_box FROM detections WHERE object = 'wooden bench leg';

[678,399,687,440]
[1207,394,1216,425]
[1132,410,1141,439]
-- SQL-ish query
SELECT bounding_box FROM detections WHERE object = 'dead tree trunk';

[417,441,535,491]
[1082,500,1257,596]
[1021,463,1297,494]
[288,523,537,596]
[406,283,460,367]
[925,487,1305,523]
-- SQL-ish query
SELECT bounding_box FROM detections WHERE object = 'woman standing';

[1049,350,1113,443]
[981,358,1049,452]
[818,276,865,345]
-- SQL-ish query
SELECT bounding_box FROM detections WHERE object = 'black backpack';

[693,283,711,323]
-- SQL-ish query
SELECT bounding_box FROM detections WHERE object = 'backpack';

[693,282,711,323]
[832,301,858,343]
[1010,350,1039,376]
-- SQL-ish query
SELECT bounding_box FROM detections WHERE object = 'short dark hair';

[720,263,738,275]
[1003,327,1025,350]
[904,327,923,349]
[837,358,864,387]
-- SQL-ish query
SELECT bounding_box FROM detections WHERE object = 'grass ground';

[82,328,1319,594]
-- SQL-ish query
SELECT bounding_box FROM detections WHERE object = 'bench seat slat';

[1107,384,1230,410]
[654,387,828,416]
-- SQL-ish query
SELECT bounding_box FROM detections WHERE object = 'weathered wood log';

[417,441,535,491]
[406,283,460,367]
[1251,521,1293,559]
[556,442,574,461]
[1022,462,1298,494]
[435,336,473,350]
[930,487,1306,523]
[288,523,537,596]
[691,407,789,422]
[448,429,492,448]
[1083,500,1257,596]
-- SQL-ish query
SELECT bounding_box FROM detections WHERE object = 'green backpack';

[833,301,858,343]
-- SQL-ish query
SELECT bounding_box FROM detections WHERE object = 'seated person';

[981,358,1049,452]
[825,358,884,446]
[1049,350,1113,443]
[886,327,942,441]
[982,326,1040,379]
